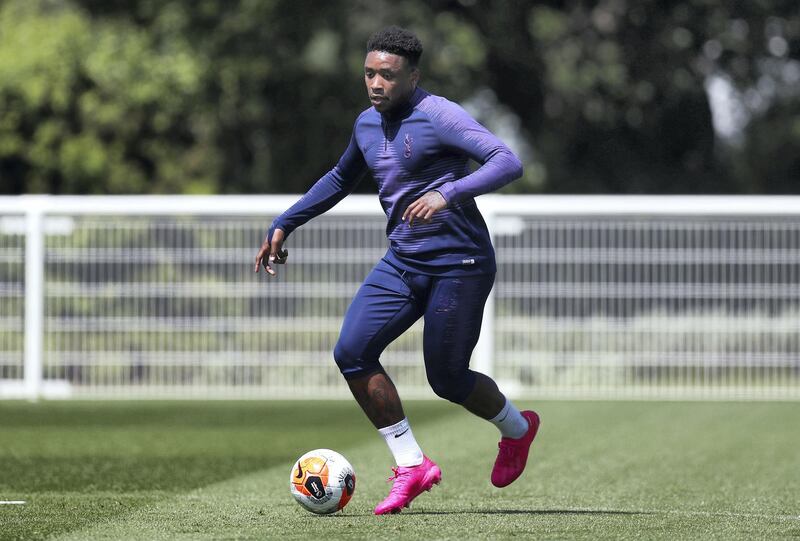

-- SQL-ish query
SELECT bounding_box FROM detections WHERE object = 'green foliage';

[0,0,216,194]
[0,0,797,194]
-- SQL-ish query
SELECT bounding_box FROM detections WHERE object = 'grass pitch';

[0,400,798,540]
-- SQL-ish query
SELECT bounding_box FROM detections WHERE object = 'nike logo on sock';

[394,428,410,438]
[497,411,509,423]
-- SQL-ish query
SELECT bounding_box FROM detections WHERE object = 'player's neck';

[381,87,422,122]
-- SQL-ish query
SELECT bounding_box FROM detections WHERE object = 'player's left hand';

[402,190,447,228]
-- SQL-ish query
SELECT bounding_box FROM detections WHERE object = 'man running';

[255,26,540,515]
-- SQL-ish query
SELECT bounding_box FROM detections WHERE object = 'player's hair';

[366,26,423,68]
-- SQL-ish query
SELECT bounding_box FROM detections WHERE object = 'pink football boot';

[491,410,541,488]
[374,456,442,515]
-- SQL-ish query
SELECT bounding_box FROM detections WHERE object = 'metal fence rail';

[0,195,798,400]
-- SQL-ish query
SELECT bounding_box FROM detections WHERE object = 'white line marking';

[0,501,26,505]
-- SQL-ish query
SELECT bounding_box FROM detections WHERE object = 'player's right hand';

[254,228,288,277]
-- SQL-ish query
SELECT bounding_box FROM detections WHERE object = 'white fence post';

[472,198,496,379]
[24,199,44,401]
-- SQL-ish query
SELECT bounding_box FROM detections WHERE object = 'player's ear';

[410,66,420,88]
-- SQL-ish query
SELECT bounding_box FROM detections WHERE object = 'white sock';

[489,399,529,439]
[378,418,424,467]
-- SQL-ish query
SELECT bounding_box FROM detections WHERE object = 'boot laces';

[386,466,412,489]
[497,440,520,464]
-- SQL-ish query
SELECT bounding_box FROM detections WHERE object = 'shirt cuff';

[435,184,457,205]
[267,220,288,242]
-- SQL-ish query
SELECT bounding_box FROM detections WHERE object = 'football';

[289,449,356,514]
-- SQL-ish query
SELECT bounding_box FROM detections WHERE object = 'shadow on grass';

[410,509,650,516]
[330,509,651,517]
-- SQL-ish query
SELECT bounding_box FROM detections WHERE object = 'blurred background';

[1,0,799,401]
[0,0,798,197]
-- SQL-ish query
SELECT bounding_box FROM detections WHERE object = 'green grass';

[1,401,798,540]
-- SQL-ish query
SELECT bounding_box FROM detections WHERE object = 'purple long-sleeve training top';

[270,87,523,276]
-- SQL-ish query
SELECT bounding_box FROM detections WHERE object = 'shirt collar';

[381,87,425,122]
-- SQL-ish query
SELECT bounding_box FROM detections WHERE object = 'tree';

[1,0,797,195]
[0,0,216,194]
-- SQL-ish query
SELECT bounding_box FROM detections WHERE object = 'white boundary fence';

[1,195,799,400]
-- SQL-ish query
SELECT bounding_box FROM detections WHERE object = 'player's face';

[364,51,419,114]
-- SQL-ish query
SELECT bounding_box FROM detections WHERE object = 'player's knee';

[427,369,475,404]
[333,338,379,379]
[333,339,358,372]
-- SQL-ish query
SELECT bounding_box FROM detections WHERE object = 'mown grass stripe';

[4,401,798,540]
[53,402,800,540]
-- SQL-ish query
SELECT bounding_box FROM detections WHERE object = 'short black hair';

[366,26,423,67]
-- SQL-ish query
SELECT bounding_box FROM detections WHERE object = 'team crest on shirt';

[403,133,414,158]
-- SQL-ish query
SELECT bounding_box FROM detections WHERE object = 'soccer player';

[255,26,540,515]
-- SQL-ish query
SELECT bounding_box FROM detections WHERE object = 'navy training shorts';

[333,258,495,403]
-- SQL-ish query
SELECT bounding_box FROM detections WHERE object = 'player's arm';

[255,128,367,276]
[402,101,522,225]
[413,100,523,217]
